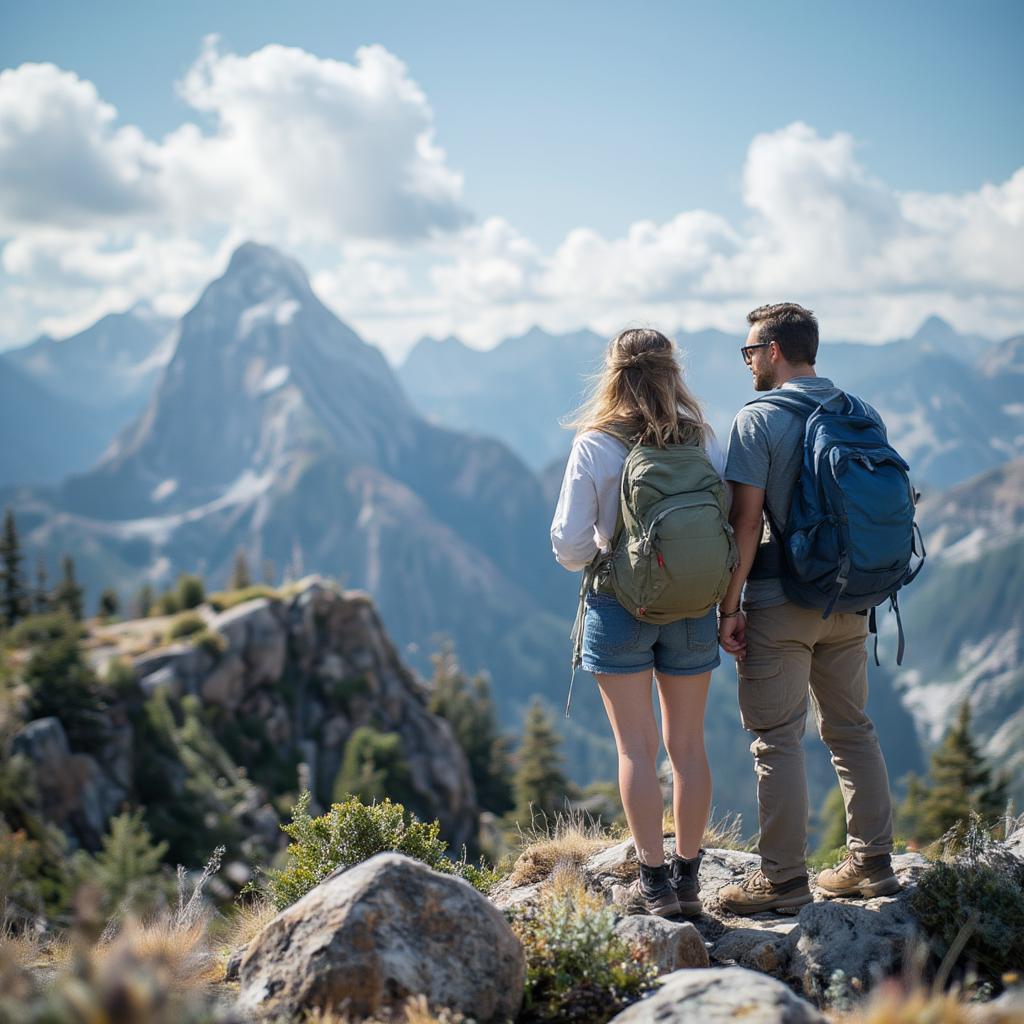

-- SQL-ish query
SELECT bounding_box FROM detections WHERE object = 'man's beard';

[752,364,776,391]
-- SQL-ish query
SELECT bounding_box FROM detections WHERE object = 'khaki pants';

[737,600,894,883]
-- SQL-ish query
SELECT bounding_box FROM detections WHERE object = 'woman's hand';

[718,609,747,661]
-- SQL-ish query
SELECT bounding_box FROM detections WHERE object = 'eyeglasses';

[740,342,771,365]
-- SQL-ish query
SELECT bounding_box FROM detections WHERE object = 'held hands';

[718,607,747,661]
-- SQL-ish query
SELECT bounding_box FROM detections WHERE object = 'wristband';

[718,606,742,619]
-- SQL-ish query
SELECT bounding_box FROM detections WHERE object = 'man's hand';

[719,611,747,660]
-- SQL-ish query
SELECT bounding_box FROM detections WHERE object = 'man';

[717,302,901,915]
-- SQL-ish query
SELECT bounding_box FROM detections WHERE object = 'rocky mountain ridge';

[11,577,479,861]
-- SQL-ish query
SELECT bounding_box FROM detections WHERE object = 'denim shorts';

[580,590,721,676]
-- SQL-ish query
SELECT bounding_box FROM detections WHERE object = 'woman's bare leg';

[596,669,663,865]
[655,669,712,859]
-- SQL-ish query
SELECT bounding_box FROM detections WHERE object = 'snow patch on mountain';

[238,299,300,337]
[151,479,178,503]
[94,469,275,545]
[259,365,290,393]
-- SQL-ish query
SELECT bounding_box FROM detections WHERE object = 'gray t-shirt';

[725,376,884,609]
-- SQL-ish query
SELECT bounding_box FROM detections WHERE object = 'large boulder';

[608,966,826,1023]
[786,897,917,1001]
[237,853,525,1022]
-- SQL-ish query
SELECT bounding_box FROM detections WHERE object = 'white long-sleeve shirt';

[550,429,728,572]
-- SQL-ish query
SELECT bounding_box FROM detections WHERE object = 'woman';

[550,327,728,918]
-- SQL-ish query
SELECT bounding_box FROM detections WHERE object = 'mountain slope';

[404,319,1017,491]
[894,458,1024,797]
[15,243,589,770]
[0,355,112,486]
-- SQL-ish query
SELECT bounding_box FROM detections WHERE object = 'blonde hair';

[563,327,709,447]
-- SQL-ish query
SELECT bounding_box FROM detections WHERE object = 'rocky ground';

[216,830,1024,1023]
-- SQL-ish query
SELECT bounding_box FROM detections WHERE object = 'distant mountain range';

[399,317,1022,491]
[0,307,174,486]
[4,242,1022,820]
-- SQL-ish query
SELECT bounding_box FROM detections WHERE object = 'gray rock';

[210,599,287,688]
[200,652,245,709]
[238,853,524,1022]
[786,898,917,1000]
[711,921,798,974]
[1005,826,1024,861]
[613,915,709,973]
[609,966,826,1023]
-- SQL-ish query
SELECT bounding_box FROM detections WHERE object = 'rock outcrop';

[14,578,479,856]
[494,836,936,1003]
[238,853,524,1022]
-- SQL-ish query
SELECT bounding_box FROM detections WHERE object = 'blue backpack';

[748,389,925,664]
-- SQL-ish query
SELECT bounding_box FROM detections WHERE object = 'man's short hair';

[747,302,818,366]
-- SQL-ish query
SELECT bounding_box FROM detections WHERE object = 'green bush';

[102,656,139,697]
[253,791,488,910]
[192,629,227,659]
[512,884,656,1023]
[207,586,278,612]
[166,613,205,641]
[155,590,181,616]
[3,611,84,649]
[176,574,206,611]
[910,814,1024,984]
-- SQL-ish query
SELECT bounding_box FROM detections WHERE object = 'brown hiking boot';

[719,869,812,916]
[621,863,682,918]
[815,854,901,899]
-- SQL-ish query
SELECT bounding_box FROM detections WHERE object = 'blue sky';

[1,1,1022,357]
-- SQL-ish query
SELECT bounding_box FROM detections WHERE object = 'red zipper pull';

[638,606,646,616]
[656,550,665,569]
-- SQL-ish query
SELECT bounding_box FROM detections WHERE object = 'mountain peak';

[912,314,958,344]
[221,242,312,295]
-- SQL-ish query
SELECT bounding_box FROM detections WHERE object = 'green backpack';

[567,425,737,712]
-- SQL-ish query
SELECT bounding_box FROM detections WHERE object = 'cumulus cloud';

[0,42,1021,357]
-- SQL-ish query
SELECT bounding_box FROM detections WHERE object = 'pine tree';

[72,808,169,916]
[132,582,155,619]
[915,701,1009,843]
[33,557,49,615]
[229,548,252,590]
[512,698,570,823]
[97,588,120,620]
[428,642,514,815]
[51,554,84,621]
[0,507,27,628]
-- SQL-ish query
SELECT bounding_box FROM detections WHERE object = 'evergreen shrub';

[252,791,491,910]
[910,814,1024,984]
[512,882,656,1023]
[166,613,205,641]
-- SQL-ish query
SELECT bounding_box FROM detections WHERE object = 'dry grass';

[217,893,278,952]
[297,995,466,1023]
[96,914,221,984]
[0,925,42,969]
[508,808,617,886]
[827,977,1024,1023]
[660,807,749,851]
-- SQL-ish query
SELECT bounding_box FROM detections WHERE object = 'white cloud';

[0,42,1021,359]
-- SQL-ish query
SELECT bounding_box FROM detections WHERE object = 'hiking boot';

[719,869,812,916]
[668,849,704,918]
[622,862,682,918]
[815,854,901,899]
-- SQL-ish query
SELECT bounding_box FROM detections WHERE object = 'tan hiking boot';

[815,854,901,899]
[719,869,812,916]
[620,863,682,918]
